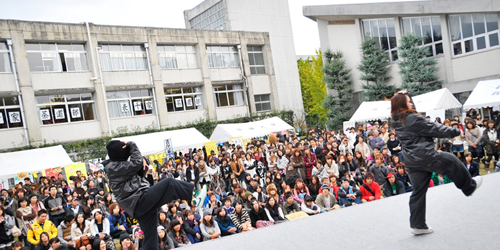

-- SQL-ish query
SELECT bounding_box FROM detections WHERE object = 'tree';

[357,38,396,101]
[322,50,354,130]
[398,34,442,95]
[297,50,327,127]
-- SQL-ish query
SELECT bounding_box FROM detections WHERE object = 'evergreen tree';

[357,38,396,101]
[322,50,353,130]
[398,34,442,95]
[297,50,327,126]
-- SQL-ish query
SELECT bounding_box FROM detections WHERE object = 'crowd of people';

[0,109,498,250]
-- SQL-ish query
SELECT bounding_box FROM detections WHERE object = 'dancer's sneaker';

[468,176,483,196]
[411,227,434,235]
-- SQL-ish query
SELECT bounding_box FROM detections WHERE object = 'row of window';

[9,43,265,73]
[189,1,226,31]
[0,87,272,129]
[362,13,499,62]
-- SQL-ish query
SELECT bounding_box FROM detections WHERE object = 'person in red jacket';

[360,172,381,202]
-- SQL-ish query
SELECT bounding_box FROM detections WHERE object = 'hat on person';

[91,209,101,217]
[226,192,234,197]
[451,121,458,126]
[321,176,329,182]
[321,184,330,190]
[72,197,80,201]
[245,191,253,200]
[106,140,130,161]
[157,226,165,232]
[386,172,395,179]
[340,177,349,183]
[119,233,130,243]
[203,208,212,217]
[250,178,257,182]
[92,239,103,249]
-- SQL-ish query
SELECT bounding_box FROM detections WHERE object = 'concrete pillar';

[196,35,217,120]
[9,30,43,145]
[440,14,454,85]
[263,35,280,110]
[394,17,402,47]
[146,34,169,128]
[86,24,111,135]
[238,37,255,115]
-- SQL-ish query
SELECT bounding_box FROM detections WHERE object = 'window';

[247,46,266,75]
[107,90,155,118]
[99,44,148,71]
[362,18,398,62]
[0,97,23,129]
[213,84,245,107]
[449,14,499,56]
[35,93,95,125]
[189,1,226,30]
[207,46,240,68]
[254,94,271,112]
[164,87,204,112]
[26,43,89,72]
[158,45,197,69]
[0,43,12,73]
[402,16,443,57]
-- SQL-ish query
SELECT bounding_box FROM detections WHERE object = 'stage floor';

[186,172,500,250]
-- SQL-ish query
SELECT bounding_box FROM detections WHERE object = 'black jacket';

[383,180,406,197]
[464,161,480,177]
[185,167,199,184]
[392,113,460,167]
[386,138,402,155]
[103,142,150,217]
[248,207,269,228]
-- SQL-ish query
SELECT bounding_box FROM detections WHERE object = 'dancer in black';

[390,91,482,235]
[104,140,194,249]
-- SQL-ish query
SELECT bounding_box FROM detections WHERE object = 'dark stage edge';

[185,173,500,250]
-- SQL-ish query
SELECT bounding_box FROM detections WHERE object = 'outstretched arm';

[411,115,460,139]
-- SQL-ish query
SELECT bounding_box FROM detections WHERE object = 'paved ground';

[185,172,500,250]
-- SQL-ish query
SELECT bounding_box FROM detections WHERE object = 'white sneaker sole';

[411,227,434,235]
[469,176,483,196]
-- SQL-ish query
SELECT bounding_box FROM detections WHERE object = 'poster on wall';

[13,172,34,185]
[204,141,219,155]
[0,112,3,124]
[133,101,142,111]
[9,111,21,123]
[40,109,51,121]
[175,99,183,108]
[43,167,63,179]
[0,179,10,190]
[145,100,153,110]
[194,97,202,106]
[70,107,81,118]
[54,109,65,120]
[185,97,193,107]
[120,101,130,113]
[64,163,87,184]
[229,136,245,150]
[164,138,174,160]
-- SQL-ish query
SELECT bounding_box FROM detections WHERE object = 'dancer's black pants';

[407,151,476,229]
[134,178,194,250]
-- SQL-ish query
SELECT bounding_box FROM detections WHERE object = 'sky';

[0,0,414,55]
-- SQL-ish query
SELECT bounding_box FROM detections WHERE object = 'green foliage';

[297,50,328,127]
[357,38,396,101]
[4,110,294,162]
[322,50,354,130]
[398,34,442,95]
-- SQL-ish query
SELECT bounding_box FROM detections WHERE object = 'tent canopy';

[463,79,500,109]
[209,117,293,143]
[0,145,73,179]
[349,88,462,122]
[113,128,209,156]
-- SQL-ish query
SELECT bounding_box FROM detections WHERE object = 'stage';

[186,173,500,250]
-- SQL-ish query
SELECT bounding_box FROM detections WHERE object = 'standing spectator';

[360,172,381,203]
[27,210,58,247]
[303,148,316,185]
[451,121,466,160]
[465,121,484,161]
[310,139,324,164]
[185,159,200,190]
[387,132,402,160]
[383,172,406,198]
[43,186,67,227]
[355,137,370,159]
[323,156,339,179]
[0,206,14,250]
[67,197,83,217]
[315,184,340,211]
[12,188,26,214]
[368,154,391,187]
[483,120,500,169]
[94,170,109,194]
[369,130,385,150]
[289,149,305,181]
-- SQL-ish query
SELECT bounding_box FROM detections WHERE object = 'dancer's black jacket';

[392,112,460,167]
[103,141,150,216]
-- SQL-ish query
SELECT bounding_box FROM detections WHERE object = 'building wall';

[184,0,305,117]
[0,19,277,150]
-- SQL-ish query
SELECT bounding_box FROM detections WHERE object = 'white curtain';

[232,84,245,106]
[108,100,132,118]
[0,52,10,72]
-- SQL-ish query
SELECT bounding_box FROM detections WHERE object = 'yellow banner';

[204,141,219,156]
[230,136,245,151]
[147,153,166,171]
[64,163,87,183]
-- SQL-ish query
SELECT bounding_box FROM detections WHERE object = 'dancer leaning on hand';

[390,90,482,235]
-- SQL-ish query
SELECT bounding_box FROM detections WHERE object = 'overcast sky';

[0,0,414,55]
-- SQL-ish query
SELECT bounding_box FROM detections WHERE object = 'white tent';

[463,79,500,109]
[0,145,73,179]
[349,88,462,122]
[209,117,293,143]
[113,128,209,156]
[349,100,391,122]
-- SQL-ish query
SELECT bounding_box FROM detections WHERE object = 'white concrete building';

[184,0,305,117]
[304,0,500,113]
[0,20,280,150]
